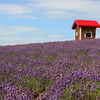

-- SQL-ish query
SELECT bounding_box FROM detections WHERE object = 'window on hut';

[84,31,92,38]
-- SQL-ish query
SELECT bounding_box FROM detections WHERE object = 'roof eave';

[78,25,100,28]
[72,22,77,29]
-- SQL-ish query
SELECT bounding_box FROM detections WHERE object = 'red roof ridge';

[72,20,100,29]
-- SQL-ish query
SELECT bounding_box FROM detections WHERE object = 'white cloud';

[29,0,100,11]
[49,34,64,38]
[1,0,100,19]
[0,26,42,45]
[0,26,44,45]
[0,37,20,41]
[0,26,40,35]
[0,26,68,45]
[0,27,18,35]
[0,35,67,46]
[16,15,38,19]
[0,4,33,14]
[12,26,39,32]
[28,0,100,19]
[0,36,21,45]
[0,3,39,19]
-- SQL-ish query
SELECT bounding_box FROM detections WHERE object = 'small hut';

[72,20,100,40]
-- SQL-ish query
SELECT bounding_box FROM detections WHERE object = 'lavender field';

[0,39,100,100]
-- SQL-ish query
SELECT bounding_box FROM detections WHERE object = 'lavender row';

[0,39,100,99]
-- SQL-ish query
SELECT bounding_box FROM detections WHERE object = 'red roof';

[72,20,100,29]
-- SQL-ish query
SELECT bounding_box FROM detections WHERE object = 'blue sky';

[0,0,100,45]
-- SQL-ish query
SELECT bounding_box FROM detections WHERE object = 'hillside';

[0,39,100,100]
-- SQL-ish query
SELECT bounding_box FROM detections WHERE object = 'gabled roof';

[72,20,100,29]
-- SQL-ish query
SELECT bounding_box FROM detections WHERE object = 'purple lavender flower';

[1,39,100,99]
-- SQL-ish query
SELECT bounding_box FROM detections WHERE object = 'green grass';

[18,77,52,98]
[44,55,56,62]
[6,52,15,57]
[76,52,86,56]
[59,80,100,100]
[29,55,39,60]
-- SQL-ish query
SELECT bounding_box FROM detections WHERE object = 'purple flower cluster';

[0,39,100,99]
